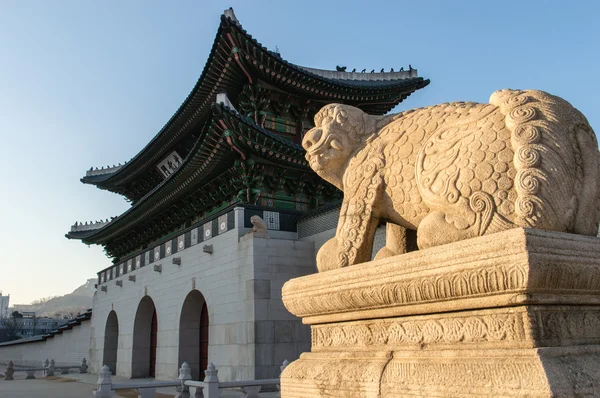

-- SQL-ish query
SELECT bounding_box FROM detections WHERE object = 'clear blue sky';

[0,1,598,304]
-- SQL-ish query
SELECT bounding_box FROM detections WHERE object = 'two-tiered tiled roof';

[68,8,429,260]
[80,8,428,203]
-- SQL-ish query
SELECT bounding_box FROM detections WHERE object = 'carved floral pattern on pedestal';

[284,260,528,319]
[534,308,600,342]
[381,361,548,391]
[312,312,526,348]
[311,308,600,349]
[283,229,600,322]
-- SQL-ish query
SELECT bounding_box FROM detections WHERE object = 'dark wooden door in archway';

[150,309,157,377]
[103,311,119,375]
[199,302,209,374]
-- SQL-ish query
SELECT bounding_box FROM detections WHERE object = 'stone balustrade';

[2,358,88,380]
[94,360,289,398]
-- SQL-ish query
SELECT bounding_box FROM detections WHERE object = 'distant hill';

[12,279,95,318]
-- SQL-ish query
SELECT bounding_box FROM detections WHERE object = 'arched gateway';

[103,311,119,375]
[132,296,158,378]
[178,290,209,380]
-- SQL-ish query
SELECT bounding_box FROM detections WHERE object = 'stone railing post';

[5,360,14,380]
[93,365,115,398]
[80,358,88,373]
[277,359,290,391]
[175,362,192,398]
[47,359,55,377]
[43,359,49,376]
[203,363,220,398]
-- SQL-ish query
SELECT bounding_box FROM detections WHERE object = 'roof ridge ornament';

[297,65,419,82]
[216,93,240,114]
[85,163,124,177]
[70,217,115,232]
[223,7,239,25]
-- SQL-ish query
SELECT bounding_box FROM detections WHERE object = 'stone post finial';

[178,361,192,381]
[5,360,14,380]
[93,365,115,398]
[175,362,192,398]
[47,359,55,377]
[203,363,219,398]
[80,357,88,373]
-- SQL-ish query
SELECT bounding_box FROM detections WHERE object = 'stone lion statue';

[249,215,268,234]
[302,89,600,272]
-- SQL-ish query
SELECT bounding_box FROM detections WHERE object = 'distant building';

[0,293,9,318]
[0,309,71,339]
[18,316,70,338]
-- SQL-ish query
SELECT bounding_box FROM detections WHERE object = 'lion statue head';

[302,104,393,189]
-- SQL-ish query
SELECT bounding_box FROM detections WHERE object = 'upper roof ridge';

[85,163,124,177]
[296,65,419,82]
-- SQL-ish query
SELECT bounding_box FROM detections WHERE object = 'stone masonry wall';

[90,224,256,381]
[248,234,315,379]
[0,321,91,366]
[90,207,316,382]
[0,207,325,380]
[298,206,387,260]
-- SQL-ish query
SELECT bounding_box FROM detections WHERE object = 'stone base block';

[281,229,600,397]
[283,346,600,397]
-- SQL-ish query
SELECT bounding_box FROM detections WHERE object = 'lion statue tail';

[490,89,600,236]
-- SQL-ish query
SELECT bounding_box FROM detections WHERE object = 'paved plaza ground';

[0,364,281,398]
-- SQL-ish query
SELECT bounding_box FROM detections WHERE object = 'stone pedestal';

[280,229,600,397]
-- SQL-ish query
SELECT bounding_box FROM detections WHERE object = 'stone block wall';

[0,206,324,381]
[249,235,315,379]
[0,205,392,382]
[90,207,316,381]
[0,321,91,366]
[298,205,387,260]
[90,225,256,380]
